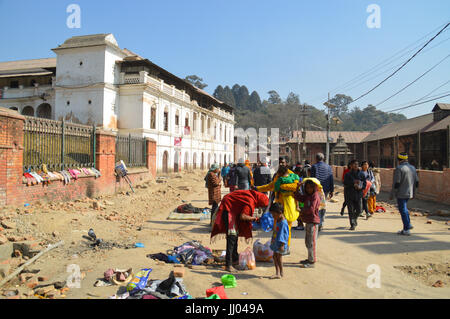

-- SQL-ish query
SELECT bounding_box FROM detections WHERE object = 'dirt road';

[0,171,449,299]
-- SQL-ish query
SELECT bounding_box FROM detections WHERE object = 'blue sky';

[1,0,449,118]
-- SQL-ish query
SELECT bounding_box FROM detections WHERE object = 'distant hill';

[213,85,407,134]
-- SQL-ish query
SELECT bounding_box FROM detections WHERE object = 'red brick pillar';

[95,129,117,194]
[146,138,157,178]
[0,108,24,206]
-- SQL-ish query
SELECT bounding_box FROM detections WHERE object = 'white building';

[0,34,235,172]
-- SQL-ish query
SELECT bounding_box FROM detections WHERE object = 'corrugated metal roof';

[362,112,450,142]
[289,131,371,144]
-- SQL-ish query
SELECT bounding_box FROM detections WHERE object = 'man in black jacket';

[343,160,366,231]
[235,158,252,190]
[253,157,272,188]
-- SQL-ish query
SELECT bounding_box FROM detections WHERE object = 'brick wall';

[332,165,450,205]
[0,108,157,207]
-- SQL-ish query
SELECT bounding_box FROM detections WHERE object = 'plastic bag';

[206,285,228,299]
[127,268,152,295]
[253,239,273,262]
[260,212,274,232]
[238,247,256,270]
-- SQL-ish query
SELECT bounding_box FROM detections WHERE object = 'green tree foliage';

[236,86,250,109]
[213,85,224,100]
[286,92,300,105]
[213,84,406,132]
[328,93,352,118]
[247,91,262,111]
[267,90,282,104]
[184,75,208,89]
[222,86,236,108]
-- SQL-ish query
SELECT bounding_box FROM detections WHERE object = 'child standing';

[294,179,321,268]
[269,203,290,279]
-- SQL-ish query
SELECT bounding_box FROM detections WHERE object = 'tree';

[222,86,236,108]
[236,85,250,109]
[285,92,300,105]
[247,91,262,111]
[267,90,282,104]
[213,85,225,100]
[184,75,208,89]
[329,94,353,117]
[231,84,241,101]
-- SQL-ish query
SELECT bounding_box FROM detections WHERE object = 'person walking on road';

[389,153,419,236]
[235,158,252,190]
[206,163,222,225]
[310,153,334,231]
[221,163,230,186]
[343,160,365,231]
[360,161,375,220]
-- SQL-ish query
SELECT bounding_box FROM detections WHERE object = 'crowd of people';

[206,151,419,277]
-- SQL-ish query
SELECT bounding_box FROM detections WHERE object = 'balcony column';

[139,71,147,84]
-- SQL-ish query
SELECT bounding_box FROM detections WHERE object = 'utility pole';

[301,104,307,164]
[323,93,335,164]
[295,118,300,164]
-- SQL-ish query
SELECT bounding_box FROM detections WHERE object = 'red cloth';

[363,181,372,197]
[211,190,268,241]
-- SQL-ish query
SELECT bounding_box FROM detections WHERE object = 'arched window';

[175,110,180,134]
[163,107,169,132]
[21,106,34,116]
[9,106,18,111]
[36,103,51,119]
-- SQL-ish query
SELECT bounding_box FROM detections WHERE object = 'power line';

[379,79,450,111]
[385,92,450,113]
[348,22,450,105]
[328,23,449,95]
[375,53,450,107]
[341,34,450,94]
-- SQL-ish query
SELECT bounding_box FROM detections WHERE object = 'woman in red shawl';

[211,190,269,272]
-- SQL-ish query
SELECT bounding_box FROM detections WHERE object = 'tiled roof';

[52,33,120,51]
[289,131,371,144]
[362,112,450,142]
[0,58,56,73]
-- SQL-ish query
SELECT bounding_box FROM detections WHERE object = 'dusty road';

[0,170,449,299]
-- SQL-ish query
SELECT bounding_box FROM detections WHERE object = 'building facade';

[0,34,235,172]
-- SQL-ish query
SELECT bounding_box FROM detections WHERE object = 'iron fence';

[115,134,147,167]
[23,116,96,171]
